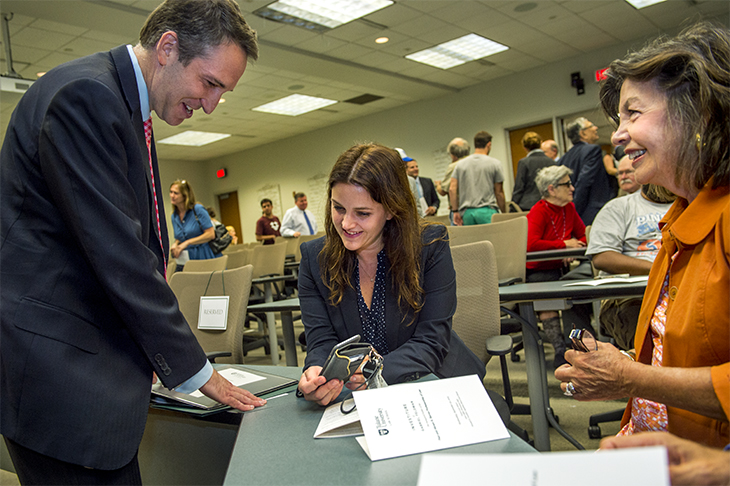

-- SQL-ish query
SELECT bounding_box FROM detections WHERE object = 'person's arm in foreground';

[555,346,726,421]
[600,431,730,486]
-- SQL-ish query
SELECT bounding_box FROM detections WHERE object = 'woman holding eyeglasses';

[169,180,219,268]
[556,23,729,448]
[296,143,485,406]
[526,165,587,368]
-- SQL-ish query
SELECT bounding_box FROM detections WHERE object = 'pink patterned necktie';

[144,117,167,278]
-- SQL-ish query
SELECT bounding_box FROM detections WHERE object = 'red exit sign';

[595,67,609,82]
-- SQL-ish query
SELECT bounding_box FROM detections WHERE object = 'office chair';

[182,255,229,273]
[450,241,530,443]
[169,265,254,364]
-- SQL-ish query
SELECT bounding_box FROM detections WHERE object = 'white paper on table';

[313,399,364,438]
[188,368,265,398]
[562,275,648,287]
[353,375,509,461]
[416,447,669,486]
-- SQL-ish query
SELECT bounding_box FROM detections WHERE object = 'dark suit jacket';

[418,177,440,211]
[0,46,207,469]
[512,151,556,211]
[299,225,485,384]
[560,141,612,225]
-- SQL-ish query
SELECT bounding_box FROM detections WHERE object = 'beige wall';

[159,37,642,244]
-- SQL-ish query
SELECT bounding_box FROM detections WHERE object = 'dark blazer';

[560,141,612,225]
[299,225,485,384]
[0,46,207,469]
[512,151,556,211]
[418,177,440,211]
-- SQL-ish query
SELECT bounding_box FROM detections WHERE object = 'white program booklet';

[352,375,509,461]
[417,447,669,486]
[313,399,364,439]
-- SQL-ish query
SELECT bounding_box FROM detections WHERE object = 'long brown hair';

[600,22,730,191]
[319,143,425,319]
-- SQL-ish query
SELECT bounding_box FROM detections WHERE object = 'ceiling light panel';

[624,0,666,9]
[252,94,338,116]
[158,131,231,146]
[406,34,509,70]
[265,0,393,29]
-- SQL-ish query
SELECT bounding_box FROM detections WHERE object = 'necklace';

[548,205,567,239]
[358,258,377,282]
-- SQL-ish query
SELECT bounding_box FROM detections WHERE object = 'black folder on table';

[151,365,296,411]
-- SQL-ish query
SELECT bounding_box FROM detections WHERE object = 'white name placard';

[197,296,229,330]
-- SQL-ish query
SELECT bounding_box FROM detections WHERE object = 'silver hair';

[565,117,589,145]
[447,137,470,159]
[536,165,573,198]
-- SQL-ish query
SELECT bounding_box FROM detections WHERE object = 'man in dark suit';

[560,117,613,225]
[0,1,264,483]
[405,158,441,216]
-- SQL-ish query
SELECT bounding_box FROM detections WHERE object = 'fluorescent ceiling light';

[158,131,231,146]
[252,94,337,116]
[262,0,393,29]
[406,33,509,70]
[624,0,666,8]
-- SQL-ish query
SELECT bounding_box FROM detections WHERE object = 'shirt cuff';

[174,360,213,394]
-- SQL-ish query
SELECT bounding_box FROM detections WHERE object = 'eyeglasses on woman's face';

[554,181,573,189]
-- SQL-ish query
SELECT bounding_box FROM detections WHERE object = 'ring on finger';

[564,381,576,397]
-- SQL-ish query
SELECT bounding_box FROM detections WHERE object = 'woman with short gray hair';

[526,165,587,367]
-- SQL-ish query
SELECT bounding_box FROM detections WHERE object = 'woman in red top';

[526,165,586,366]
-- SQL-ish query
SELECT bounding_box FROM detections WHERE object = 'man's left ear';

[156,31,179,66]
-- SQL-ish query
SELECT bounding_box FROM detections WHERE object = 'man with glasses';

[560,117,613,225]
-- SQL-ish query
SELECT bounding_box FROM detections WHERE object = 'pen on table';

[266,392,289,400]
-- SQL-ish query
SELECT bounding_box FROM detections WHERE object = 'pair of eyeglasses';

[555,181,573,188]
[569,326,597,352]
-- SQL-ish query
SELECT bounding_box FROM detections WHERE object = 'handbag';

[193,210,233,254]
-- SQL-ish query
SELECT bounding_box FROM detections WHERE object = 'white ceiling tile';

[413,24,471,45]
[10,27,75,50]
[58,37,117,59]
[516,38,580,63]
[365,3,420,26]
[352,29,410,49]
[402,1,456,13]
[82,30,137,45]
[326,20,385,42]
[262,25,318,46]
[390,14,452,38]
[294,34,348,53]
[30,18,88,36]
[325,42,373,61]
[430,2,498,24]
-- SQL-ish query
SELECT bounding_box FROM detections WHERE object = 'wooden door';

[217,191,241,243]
[507,121,554,181]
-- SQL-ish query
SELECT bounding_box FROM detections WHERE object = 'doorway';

[217,191,241,243]
[507,121,554,181]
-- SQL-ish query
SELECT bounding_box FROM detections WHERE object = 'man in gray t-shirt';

[586,185,675,349]
[449,131,505,225]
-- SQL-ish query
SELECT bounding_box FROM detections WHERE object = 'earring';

[696,133,702,151]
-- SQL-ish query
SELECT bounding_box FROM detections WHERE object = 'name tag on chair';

[198,296,229,330]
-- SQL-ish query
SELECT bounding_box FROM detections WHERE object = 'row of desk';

[248,250,646,452]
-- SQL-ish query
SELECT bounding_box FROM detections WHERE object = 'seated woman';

[169,179,219,268]
[526,165,586,367]
[297,143,485,406]
[556,23,729,448]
